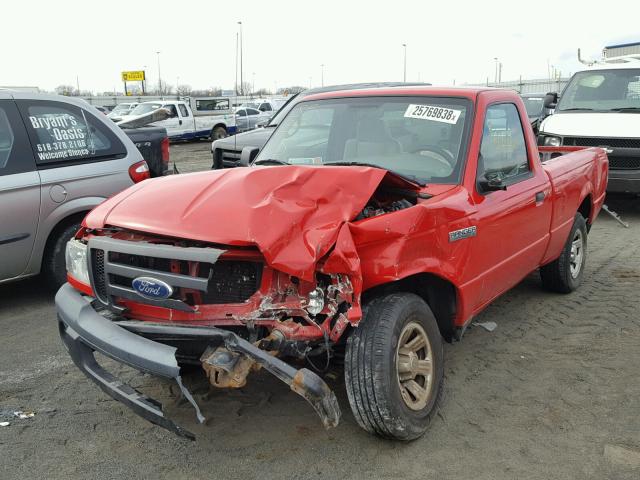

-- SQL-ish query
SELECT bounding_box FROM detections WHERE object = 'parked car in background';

[93,105,109,115]
[0,91,150,288]
[57,85,607,441]
[212,82,432,168]
[519,93,552,135]
[234,107,271,133]
[108,102,139,121]
[119,100,236,141]
[538,54,640,193]
[240,98,286,117]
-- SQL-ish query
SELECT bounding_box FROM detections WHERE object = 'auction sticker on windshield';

[404,104,461,124]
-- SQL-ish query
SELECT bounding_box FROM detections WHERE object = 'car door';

[156,104,182,138]
[0,98,41,281]
[468,102,552,308]
[176,103,193,137]
[235,108,248,132]
[245,108,262,130]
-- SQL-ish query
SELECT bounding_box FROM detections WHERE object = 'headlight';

[543,135,562,147]
[65,239,89,284]
[306,287,325,316]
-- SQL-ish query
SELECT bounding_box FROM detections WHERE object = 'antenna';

[577,48,594,66]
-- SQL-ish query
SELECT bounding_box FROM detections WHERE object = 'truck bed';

[540,146,608,264]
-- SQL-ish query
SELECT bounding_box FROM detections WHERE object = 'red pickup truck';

[56,86,608,441]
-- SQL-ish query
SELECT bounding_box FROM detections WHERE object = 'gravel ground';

[1,143,639,479]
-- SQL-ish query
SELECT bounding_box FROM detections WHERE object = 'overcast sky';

[2,0,639,93]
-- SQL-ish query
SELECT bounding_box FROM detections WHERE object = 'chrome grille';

[88,236,225,312]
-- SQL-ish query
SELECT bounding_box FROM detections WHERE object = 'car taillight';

[161,136,170,168]
[129,160,150,183]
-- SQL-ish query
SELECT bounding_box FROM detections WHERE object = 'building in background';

[603,41,640,59]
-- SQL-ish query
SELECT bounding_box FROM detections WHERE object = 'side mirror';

[479,176,507,192]
[239,146,260,167]
[543,92,558,109]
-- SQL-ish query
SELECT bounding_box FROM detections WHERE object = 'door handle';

[535,191,546,203]
[179,120,183,125]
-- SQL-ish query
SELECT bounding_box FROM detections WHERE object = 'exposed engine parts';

[356,198,413,220]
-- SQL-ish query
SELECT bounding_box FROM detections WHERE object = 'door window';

[246,108,260,116]
[478,103,530,185]
[163,104,178,118]
[236,109,247,117]
[259,103,272,112]
[178,104,189,117]
[19,100,126,165]
[0,101,37,175]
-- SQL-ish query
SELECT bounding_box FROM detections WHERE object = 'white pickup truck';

[538,52,640,193]
[118,100,237,141]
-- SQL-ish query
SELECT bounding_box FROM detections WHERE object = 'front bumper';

[56,283,341,439]
[608,169,640,194]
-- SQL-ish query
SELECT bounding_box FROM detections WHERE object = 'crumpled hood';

[85,166,419,282]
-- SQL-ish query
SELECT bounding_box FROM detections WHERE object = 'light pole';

[402,44,407,82]
[252,72,255,95]
[143,65,147,94]
[156,51,162,95]
[237,21,243,95]
[176,76,180,95]
[309,76,312,88]
[493,57,498,84]
[320,64,325,87]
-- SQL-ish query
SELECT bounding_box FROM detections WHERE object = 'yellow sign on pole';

[121,71,145,82]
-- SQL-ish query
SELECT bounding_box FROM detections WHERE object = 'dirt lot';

[1,143,639,479]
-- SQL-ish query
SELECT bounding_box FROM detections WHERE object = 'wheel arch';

[26,196,106,275]
[577,193,593,226]
[361,272,459,342]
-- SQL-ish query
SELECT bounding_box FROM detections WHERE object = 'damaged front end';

[57,231,354,438]
[58,165,425,438]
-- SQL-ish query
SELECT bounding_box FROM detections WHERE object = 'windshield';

[558,68,640,111]
[111,104,133,115]
[129,103,163,116]
[255,96,472,184]
[521,96,544,118]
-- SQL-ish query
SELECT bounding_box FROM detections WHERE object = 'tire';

[540,213,587,293]
[210,126,227,141]
[345,292,444,440]
[43,221,81,290]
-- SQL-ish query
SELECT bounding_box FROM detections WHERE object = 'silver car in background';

[0,90,149,288]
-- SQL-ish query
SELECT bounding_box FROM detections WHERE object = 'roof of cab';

[302,85,493,102]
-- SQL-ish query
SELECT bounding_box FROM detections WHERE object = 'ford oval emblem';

[132,277,173,300]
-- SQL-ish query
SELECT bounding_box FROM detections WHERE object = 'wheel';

[345,292,444,440]
[540,213,587,293]
[210,126,227,141]
[43,221,81,290]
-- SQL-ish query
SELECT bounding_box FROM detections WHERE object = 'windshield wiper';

[324,161,426,187]
[253,158,290,165]
[608,107,640,112]
[560,108,594,112]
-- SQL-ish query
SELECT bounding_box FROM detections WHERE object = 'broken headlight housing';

[306,287,325,316]
[65,239,89,285]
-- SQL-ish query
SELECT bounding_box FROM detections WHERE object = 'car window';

[163,104,178,118]
[195,98,230,112]
[0,101,36,175]
[0,108,14,170]
[479,103,529,184]
[178,104,189,117]
[247,108,260,116]
[19,100,126,166]
[236,109,247,117]
[259,103,272,112]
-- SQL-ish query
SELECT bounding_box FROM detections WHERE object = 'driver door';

[469,103,552,308]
